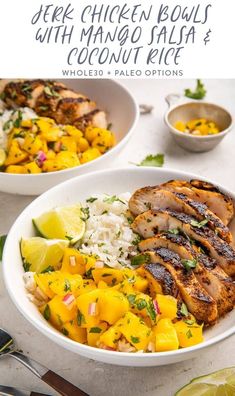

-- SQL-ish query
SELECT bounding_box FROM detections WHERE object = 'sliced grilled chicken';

[132,210,235,276]
[129,188,231,242]
[137,262,180,299]
[139,233,235,315]
[161,179,234,225]
[2,80,98,125]
[74,109,108,131]
[145,248,217,324]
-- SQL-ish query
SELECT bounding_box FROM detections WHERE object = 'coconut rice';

[79,193,138,268]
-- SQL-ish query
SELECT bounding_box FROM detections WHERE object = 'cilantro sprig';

[185,79,206,100]
[137,153,164,168]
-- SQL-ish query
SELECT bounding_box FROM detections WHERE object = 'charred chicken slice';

[145,248,217,325]
[1,80,107,129]
[132,210,235,277]
[129,188,231,243]
[139,233,235,316]
[161,179,234,225]
[137,261,180,299]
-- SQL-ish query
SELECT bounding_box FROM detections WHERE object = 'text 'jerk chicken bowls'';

[3,168,235,367]
[0,79,138,195]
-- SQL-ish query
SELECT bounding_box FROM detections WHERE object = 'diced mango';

[5,165,26,174]
[116,312,152,351]
[92,268,124,286]
[63,125,83,141]
[34,272,58,299]
[133,276,148,293]
[137,266,163,298]
[87,322,108,347]
[154,318,179,352]
[21,119,33,128]
[174,319,203,348]
[60,136,77,152]
[92,129,115,154]
[55,151,80,169]
[61,320,87,343]
[99,325,121,349]
[99,289,129,324]
[174,121,186,132]
[4,141,28,165]
[85,127,100,143]
[61,248,86,275]
[24,161,42,174]
[46,294,77,328]
[76,289,101,328]
[156,294,178,320]
[49,273,83,297]
[78,137,89,152]
[22,135,42,155]
[80,148,101,164]
[76,279,96,296]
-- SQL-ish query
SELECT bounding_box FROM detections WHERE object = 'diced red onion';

[54,141,61,152]
[35,151,47,167]
[63,293,75,307]
[69,256,76,267]
[88,302,98,316]
[153,300,161,315]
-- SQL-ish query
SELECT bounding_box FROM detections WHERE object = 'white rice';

[79,193,138,268]
[0,106,37,149]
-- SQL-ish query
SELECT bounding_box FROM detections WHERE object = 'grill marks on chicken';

[129,187,231,242]
[161,179,234,225]
[139,233,235,316]
[1,80,107,131]
[132,209,235,277]
[145,248,218,325]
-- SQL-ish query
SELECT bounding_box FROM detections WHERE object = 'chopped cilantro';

[3,119,13,131]
[64,279,71,292]
[86,197,98,203]
[62,328,69,336]
[43,305,51,321]
[44,86,60,98]
[132,234,141,246]
[191,219,209,228]
[136,298,147,311]
[0,234,7,260]
[130,336,140,344]
[103,195,126,205]
[41,265,55,273]
[185,79,206,100]
[89,327,102,334]
[182,259,197,272]
[147,301,156,322]
[131,253,150,267]
[81,207,90,221]
[180,303,189,317]
[137,153,164,167]
[23,261,31,272]
[127,294,136,305]
[13,110,23,128]
[77,312,86,326]
[186,329,193,339]
[168,229,179,235]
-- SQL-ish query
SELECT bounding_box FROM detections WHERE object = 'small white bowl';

[3,167,235,367]
[165,94,233,152]
[0,79,138,195]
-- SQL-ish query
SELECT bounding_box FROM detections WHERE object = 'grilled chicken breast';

[145,248,217,324]
[132,210,235,276]
[137,262,180,299]
[74,109,108,131]
[1,80,107,130]
[129,188,231,242]
[161,180,234,225]
[139,233,235,316]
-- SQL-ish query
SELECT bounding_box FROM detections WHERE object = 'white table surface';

[0,79,234,396]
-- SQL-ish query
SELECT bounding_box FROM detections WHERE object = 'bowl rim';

[0,79,139,178]
[164,100,234,140]
[3,167,235,362]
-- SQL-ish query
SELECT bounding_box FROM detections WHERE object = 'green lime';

[176,367,235,396]
[0,148,6,166]
[20,237,69,273]
[33,204,85,244]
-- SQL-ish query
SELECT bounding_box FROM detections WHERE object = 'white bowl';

[0,79,138,195]
[3,168,235,367]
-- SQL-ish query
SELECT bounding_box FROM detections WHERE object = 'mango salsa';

[174,118,220,136]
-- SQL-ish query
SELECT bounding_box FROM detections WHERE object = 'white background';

[0,0,234,78]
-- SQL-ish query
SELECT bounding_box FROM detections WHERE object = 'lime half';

[0,148,6,166]
[20,237,69,273]
[33,204,85,244]
[176,367,235,396]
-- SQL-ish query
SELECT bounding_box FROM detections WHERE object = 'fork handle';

[42,370,88,396]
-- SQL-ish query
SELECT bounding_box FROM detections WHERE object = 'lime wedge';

[33,204,85,244]
[20,237,69,273]
[0,148,6,166]
[176,367,235,396]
